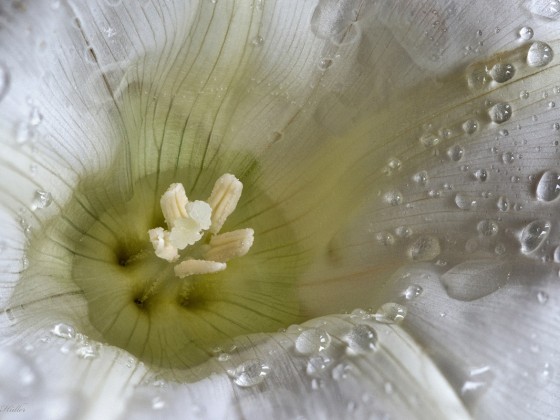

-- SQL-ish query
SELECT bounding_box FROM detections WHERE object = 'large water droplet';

[520,220,551,254]
[497,195,510,211]
[448,145,465,162]
[375,303,407,323]
[412,171,429,185]
[229,359,270,387]
[455,193,478,210]
[518,26,534,40]
[441,260,507,301]
[407,236,441,261]
[489,102,512,123]
[0,63,9,102]
[344,324,378,354]
[535,170,560,202]
[489,63,515,83]
[474,169,489,182]
[51,323,76,339]
[527,41,554,67]
[295,328,331,355]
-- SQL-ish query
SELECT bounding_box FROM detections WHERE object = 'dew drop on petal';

[32,190,53,210]
[462,119,479,135]
[345,324,378,353]
[51,323,76,339]
[477,220,499,236]
[375,303,407,324]
[412,171,429,185]
[535,170,560,202]
[419,133,440,147]
[407,236,441,261]
[251,35,264,47]
[527,41,554,67]
[448,145,465,161]
[497,195,510,211]
[403,284,423,299]
[520,220,551,254]
[228,359,270,387]
[501,152,515,164]
[75,343,100,359]
[383,190,403,206]
[537,291,549,304]
[474,169,489,182]
[455,192,477,209]
[489,63,515,83]
[295,328,332,355]
[306,355,333,377]
[441,260,507,301]
[518,26,534,40]
[489,102,512,123]
[318,58,333,70]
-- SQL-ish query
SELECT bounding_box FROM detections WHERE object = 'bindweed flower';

[0,0,559,419]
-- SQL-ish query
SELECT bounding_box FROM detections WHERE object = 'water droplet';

[383,190,403,206]
[14,122,33,144]
[501,151,515,164]
[407,236,441,261]
[295,328,331,355]
[489,102,512,123]
[527,41,554,67]
[412,171,429,185]
[251,35,264,47]
[448,145,465,161]
[29,107,43,126]
[151,396,166,410]
[75,343,99,359]
[345,324,378,353]
[441,260,507,301]
[51,323,76,339]
[403,284,423,299]
[535,170,560,202]
[518,26,534,40]
[306,355,334,377]
[419,133,440,147]
[520,90,530,100]
[332,363,351,381]
[536,363,554,386]
[229,359,270,387]
[0,63,9,102]
[387,157,401,170]
[454,193,477,210]
[474,169,488,182]
[395,226,412,238]
[375,303,407,323]
[537,290,549,304]
[477,220,499,237]
[489,63,515,83]
[318,58,333,70]
[462,119,479,135]
[376,232,395,246]
[32,190,52,210]
[520,220,551,254]
[497,195,510,211]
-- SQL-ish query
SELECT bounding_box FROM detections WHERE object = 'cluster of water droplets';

[50,322,101,360]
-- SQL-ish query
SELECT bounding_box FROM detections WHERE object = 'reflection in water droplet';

[407,236,441,261]
[489,102,512,123]
[295,328,331,355]
[441,260,507,301]
[420,133,440,147]
[477,220,499,236]
[403,284,423,299]
[535,170,560,202]
[520,220,551,254]
[345,324,378,353]
[51,323,76,339]
[375,303,407,323]
[229,359,270,387]
[489,63,515,83]
[527,41,554,67]
[519,26,534,40]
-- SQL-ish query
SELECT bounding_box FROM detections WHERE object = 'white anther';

[207,174,243,234]
[160,183,189,229]
[204,229,254,263]
[174,259,227,278]
[168,201,213,250]
[148,227,179,262]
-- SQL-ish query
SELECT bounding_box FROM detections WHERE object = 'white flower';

[0,1,559,419]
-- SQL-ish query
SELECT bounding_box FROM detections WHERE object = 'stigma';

[148,174,254,277]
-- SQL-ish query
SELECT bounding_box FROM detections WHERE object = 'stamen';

[168,201,212,249]
[204,228,255,263]
[174,259,227,278]
[160,183,189,229]
[207,174,243,234]
[148,227,179,262]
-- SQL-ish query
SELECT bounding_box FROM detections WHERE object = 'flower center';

[17,168,304,370]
